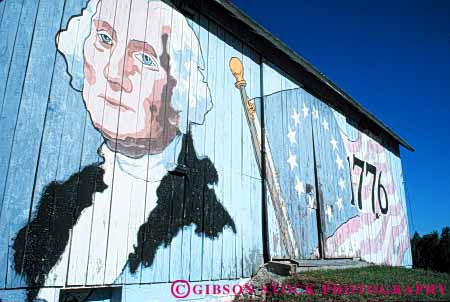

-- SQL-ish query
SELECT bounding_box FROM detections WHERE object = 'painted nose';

[104,49,133,93]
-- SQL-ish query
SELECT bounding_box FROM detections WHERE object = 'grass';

[238,266,450,302]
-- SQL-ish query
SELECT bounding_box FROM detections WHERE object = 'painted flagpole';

[229,57,299,259]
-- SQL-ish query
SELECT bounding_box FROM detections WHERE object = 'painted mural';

[261,64,412,266]
[0,0,411,301]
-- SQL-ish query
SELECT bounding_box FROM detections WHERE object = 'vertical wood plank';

[210,23,225,281]
[85,0,122,286]
[229,34,243,279]
[200,17,218,281]
[0,0,7,25]
[136,179,165,284]
[0,0,32,216]
[218,30,238,280]
[249,177,263,274]
[0,0,25,113]
[136,0,174,285]
[387,151,412,266]
[27,0,88,287]
[292,90,319,259]
[103,0,156,285]
[363,130,376,264]
[242,46,263,275]
[189,12,208,282]
[66,0,106,286]
[0,0,39,288]
[242,46,261,180]
[311,96,358,258]
[179,15,198,283]
[370,132,382,264]
[263,87,319,259]
[3,0,67,288]
[266,193,285,257]
[262,62,284,258]
[168,7,193,282]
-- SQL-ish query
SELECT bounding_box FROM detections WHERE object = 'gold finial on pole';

[229,57,256,118]
[229,57,247,89]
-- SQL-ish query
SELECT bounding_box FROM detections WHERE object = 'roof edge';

[212,0,414,152]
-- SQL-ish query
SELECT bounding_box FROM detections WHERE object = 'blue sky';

[230,0,450,236]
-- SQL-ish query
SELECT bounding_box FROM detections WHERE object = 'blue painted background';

[0,0,412,301]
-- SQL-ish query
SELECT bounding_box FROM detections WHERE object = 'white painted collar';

[100,134,182,182]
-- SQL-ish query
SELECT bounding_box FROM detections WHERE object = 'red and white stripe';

[326,130,411,266]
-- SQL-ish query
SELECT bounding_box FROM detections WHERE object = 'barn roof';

[178,0,414,152]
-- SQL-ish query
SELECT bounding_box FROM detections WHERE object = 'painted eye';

[135,53,158,70]
[97,31,113,45]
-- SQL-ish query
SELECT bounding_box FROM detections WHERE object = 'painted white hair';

[57,0,212,133]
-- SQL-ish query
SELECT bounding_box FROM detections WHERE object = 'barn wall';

[0,0,263,300]
[261,59,412,266]
[0,0,411,301]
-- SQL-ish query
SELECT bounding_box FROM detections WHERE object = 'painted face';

[83,0,178,151]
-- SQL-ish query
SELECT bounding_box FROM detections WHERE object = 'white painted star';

[335,154,344,170]
[287,127,296,145]
[307,195,315,214]
[287,151,298,171]
[295,177,305,196]
[308,195,315,208]
[312,107,319,119]
[326,205,333,222]
[330,137,338,151]
[335,197,343,211]
[302,103,309,118]
[338,177,346,191]
[322,119,329,131]
[291,110,300,125]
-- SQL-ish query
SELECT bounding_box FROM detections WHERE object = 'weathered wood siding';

[0,0,411,301]
[262,60,412,265]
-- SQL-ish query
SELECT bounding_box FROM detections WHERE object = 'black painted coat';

[13,133,236,302]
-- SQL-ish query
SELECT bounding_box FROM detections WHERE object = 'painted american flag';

[263,88,411,266]
[326,121,412,266]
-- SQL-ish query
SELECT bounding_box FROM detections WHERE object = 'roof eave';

[212,0,414,152]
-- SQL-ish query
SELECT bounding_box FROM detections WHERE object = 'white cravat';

[112,134,182,182]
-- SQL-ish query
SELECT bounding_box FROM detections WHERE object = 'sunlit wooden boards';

[0,0,264,295]
[0,0,412,300]
[262,62,320,259]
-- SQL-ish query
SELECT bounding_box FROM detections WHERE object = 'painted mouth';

[98,94,135,112]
